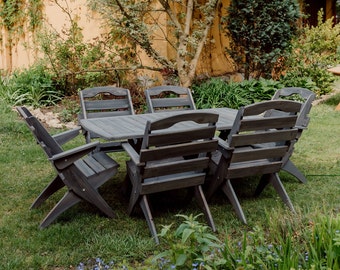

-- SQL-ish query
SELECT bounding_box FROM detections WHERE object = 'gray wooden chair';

[264,87,316,183]
[79,86,135,152]
[144,85,196,113]
[17,106,119,228]
[122,112,218,243]
[206,100,302,224]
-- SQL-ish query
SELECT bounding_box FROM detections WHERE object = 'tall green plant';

[284,10,340,96]
[0,65,61,107]
[223,0,301,80]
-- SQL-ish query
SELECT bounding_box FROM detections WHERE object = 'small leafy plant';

[152,214,225,269]
[0,64,61,107]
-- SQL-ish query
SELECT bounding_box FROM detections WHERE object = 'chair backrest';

[267,87,315,129]
[17,107,63,158]
[224,100,302,179]
[79,86,135,119]
[144,85,196,113]
[138,113,218,192]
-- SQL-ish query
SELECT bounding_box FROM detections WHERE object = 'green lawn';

[0,97,339,269]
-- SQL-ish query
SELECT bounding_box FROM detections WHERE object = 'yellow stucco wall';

[0,0,234,79]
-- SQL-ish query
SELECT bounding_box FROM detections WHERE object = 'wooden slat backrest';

[16,106,63,157]
[25,116,64,158]
[145,85,196,113]
[267,87,316,128]
[139,112,218,181]
[224,100,302,179]
[79,86,135,119]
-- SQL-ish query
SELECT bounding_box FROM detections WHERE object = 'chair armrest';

[50,141,99,170]
[53,127,81,145]
[122,142,142,166]
[217,137,232,150]
[217,137,233,159]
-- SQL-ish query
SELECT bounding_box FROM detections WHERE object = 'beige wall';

[0,0,106,71]
[0,0,233,77]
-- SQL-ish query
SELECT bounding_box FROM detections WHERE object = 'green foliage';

[0,0,43,44]
[223,0,301,79]
[0,65,61,107]
[150,215,340,270]
[59,98,80,123]
[285,10,340,96]
[152,214,224,269]
[192,78,283,109]
[37,1,126,95]
[0,0,25,30]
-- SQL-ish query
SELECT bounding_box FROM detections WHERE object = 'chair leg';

[206,161,226,201]
[194,186,216,232]
[39,191,81,228]
[139,195,159,244]
[254,174,271,197]
[121,173,132,198]
[31,175,65,209]
[282,159,307,183]
[71,179,115,218]
[221,179,247,224]
[270,173,296,213]
[128,189,140,215]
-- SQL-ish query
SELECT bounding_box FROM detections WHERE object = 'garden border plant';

[223,0,301,80]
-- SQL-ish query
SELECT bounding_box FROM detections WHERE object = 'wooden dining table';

[79,107,238,141]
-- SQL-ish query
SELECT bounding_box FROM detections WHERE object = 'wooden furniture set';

[16,85,314,243]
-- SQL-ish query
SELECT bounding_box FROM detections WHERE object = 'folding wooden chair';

[122,112,218,243]
[206,100,302,224]
[79,86,135,152]
[145,85,196,113]
[17,106,119,228]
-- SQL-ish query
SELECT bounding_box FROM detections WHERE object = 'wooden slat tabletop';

[80,108,238,141]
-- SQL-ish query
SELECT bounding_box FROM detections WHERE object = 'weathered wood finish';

[79,86,135,152]
[264,87,316,183]
[145,85,196,113]
[207,100,302,224]
[123,112,218,243]
[16,106,119,228]
[80,107,238,141]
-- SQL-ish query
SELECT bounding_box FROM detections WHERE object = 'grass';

[0,96,340,269]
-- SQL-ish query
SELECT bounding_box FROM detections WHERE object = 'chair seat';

[75,152,119,179]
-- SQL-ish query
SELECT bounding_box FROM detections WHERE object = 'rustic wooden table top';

[80,108,238,141]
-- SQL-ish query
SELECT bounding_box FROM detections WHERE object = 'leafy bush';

[284,10,340,96]
[192,78,283,109]
[0,65,61,107]
[223,0,300,79]
[148,215,340,270]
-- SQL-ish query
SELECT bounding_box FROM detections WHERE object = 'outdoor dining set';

[16,85,315,244]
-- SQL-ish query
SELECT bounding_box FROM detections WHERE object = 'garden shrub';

[284,10,340,96]
[0,64,61,107]
[223,0,300,80]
